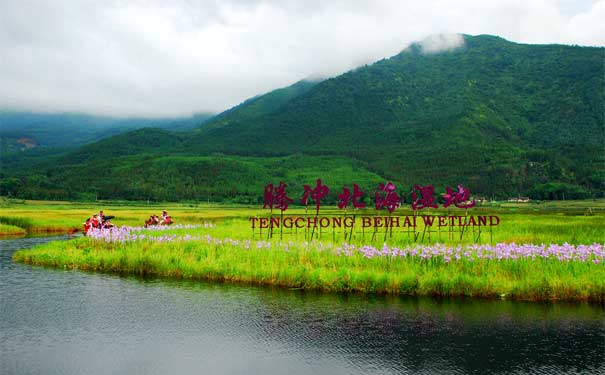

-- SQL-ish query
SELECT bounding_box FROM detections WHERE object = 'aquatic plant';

[85,225,604,265]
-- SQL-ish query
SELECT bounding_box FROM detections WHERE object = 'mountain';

[2,35,603,202]
[5,154,384,202]
[183,35,604,198]
[203,79,320,130]
[0,111,214,152]
[20,79,319,162]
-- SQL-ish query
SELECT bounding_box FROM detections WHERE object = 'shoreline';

[14,259,605,305]
[0,226,78,237]
[12,237,605,303]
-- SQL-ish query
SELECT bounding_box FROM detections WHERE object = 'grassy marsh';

[6,199,605,301]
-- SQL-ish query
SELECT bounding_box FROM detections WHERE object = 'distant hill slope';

[202,79,320,130]
[2,154,387,202]
[2,35,603,202]
[0,111,213,152]
[16,79,322,165]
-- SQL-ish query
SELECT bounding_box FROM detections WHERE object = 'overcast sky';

[0,0,603,118]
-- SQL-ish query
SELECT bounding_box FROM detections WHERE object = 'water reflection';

[1,237,603,375]
[246,290,604,374]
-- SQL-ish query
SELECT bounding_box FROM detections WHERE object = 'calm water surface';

[1,236,604,375]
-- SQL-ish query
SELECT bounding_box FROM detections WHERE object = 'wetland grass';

[12,219,605,302]
[7,200,605,301]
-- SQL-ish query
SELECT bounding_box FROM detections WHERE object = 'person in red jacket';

[83,217,91,235]
[83,214,102,235]
[160,210,169,225]
[91,214,100,229]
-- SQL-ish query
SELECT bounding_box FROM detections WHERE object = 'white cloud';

[0,0,603,117]
[419,34,465,53]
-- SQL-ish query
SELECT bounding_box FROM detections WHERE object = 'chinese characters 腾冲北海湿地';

[262,180,477,213]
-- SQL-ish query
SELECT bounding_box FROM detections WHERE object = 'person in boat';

[84,214,100,235]
[91,214,100,229]
[103,219,114,229]
[145,215,159,227]
[160,210,172,225]
[98,211,115,228]
[83,217,91,235]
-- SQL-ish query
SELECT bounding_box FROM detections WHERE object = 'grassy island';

[8,200,605,302]
[12,230,604,301]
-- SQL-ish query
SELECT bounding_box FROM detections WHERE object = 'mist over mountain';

[0,111,214,152]
[1,35,603,202]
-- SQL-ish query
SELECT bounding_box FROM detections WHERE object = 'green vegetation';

[2,35,603,202]
[7,199,605,301]
[0,223,26,236]
[12,219,605,302]
[1,154,387,202]
[182,35,603,199]
[2,199,604,241]
[0,200,259,234]
[205,79,320,129]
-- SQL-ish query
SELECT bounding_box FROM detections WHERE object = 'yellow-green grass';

[13,233,604,302]
[0,200,261,235]
[0,223,26,236]
[2,199,604,246]
[7,199,605,301]
[1,199,604,242]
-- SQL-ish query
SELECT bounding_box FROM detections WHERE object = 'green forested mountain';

[184,35,604,198]
[2,35,603,202]
[203,79,320,130]
[5,154,384,202]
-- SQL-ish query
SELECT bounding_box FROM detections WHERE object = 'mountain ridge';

[1,34,603,201]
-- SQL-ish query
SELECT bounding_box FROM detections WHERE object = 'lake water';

[1,236,603,375]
